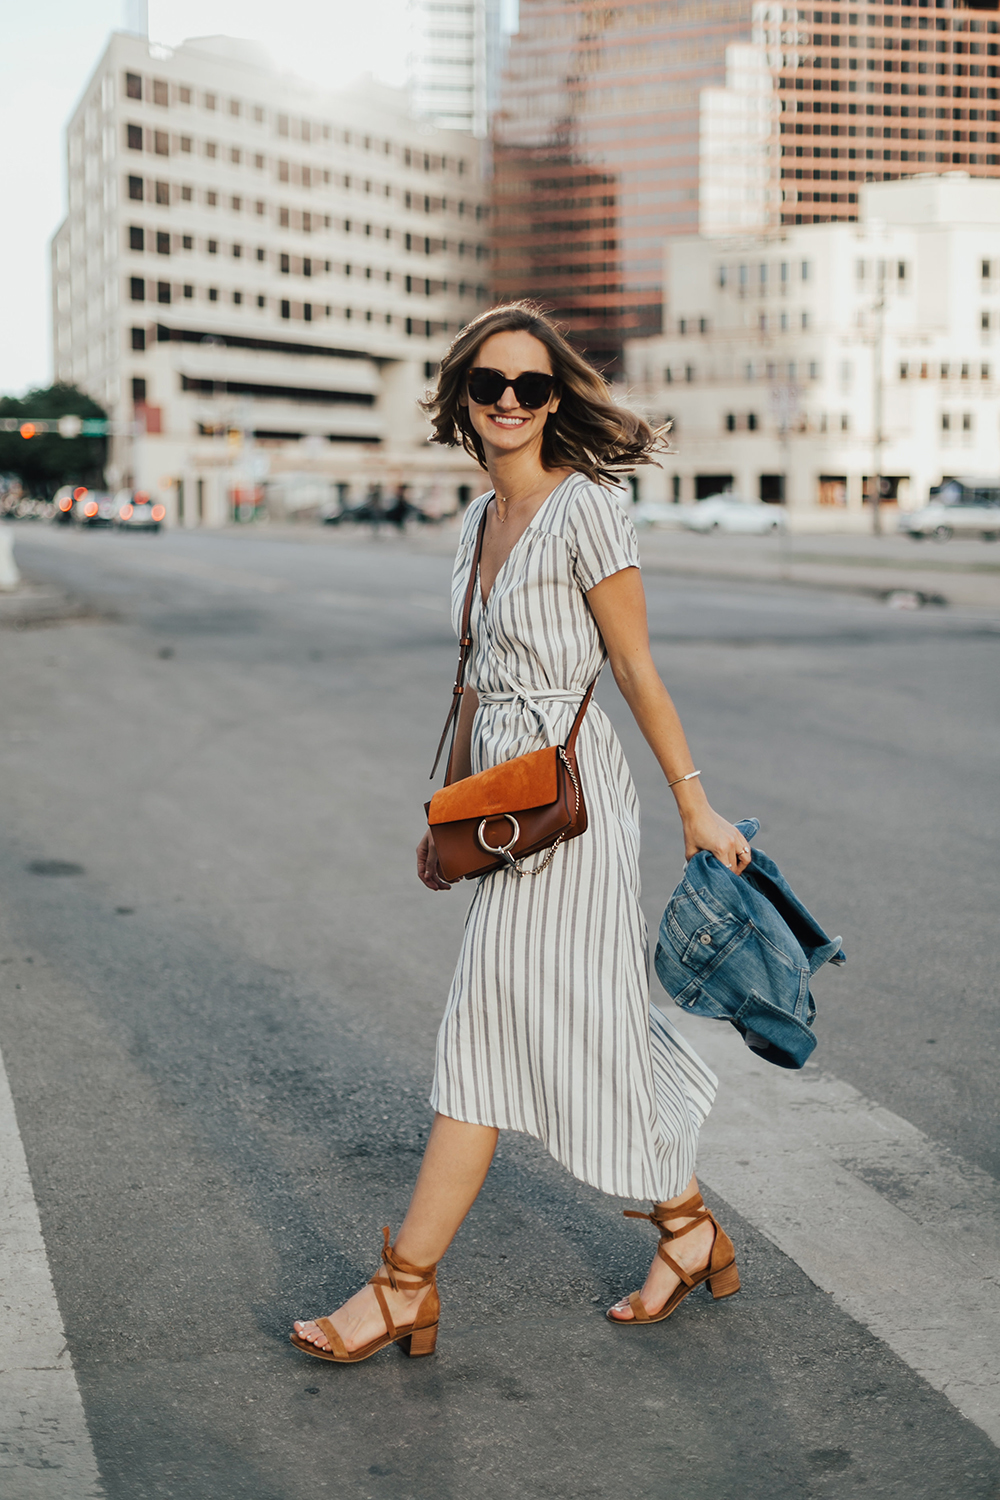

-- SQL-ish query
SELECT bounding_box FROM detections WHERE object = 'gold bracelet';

[667,769,701,788]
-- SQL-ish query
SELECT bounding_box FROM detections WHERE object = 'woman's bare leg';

[606,1173,716,1322]
[293,1114,498,1352]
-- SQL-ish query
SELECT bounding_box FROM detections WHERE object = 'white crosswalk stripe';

[676,1011,1000,1448]
[0,1046,104,1498]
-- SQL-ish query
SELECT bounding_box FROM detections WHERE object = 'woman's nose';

[495,385,520,410]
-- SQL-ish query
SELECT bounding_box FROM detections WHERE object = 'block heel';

[291,1227,441,1364]
[610,1189,741,1325]
[708,1261,741,1299]
[400,1321,439,1357]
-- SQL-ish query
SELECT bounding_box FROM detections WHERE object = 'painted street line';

[675,1011,1000,1448]
[0,1046,104,1498]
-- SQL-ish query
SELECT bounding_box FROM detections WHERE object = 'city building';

[408,0,514,136]
[491,0,753,370]
[50,31,490,526]
[700,0,1000,236]
[622,175,1000,523]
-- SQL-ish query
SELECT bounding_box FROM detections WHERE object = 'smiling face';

[460,330,561,461]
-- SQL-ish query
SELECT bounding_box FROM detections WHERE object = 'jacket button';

[699,932,712,946]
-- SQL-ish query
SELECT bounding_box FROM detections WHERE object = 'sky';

[0,0,411,399]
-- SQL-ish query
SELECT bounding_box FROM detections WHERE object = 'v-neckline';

[477,475,576,611]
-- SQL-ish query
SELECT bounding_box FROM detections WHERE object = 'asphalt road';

[1,522,998,1500]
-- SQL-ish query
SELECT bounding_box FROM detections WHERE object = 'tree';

[0,383,108,495]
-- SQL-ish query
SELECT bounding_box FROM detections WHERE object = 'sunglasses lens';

[467,370,505,405]
[513,373,554,408]
[466,369,555,408]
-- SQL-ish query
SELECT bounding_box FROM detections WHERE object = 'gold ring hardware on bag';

[425,499,599,884]
[477,814,521,867]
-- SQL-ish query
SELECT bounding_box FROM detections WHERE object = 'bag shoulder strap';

[428,496,601,783]
[429,500,491,783]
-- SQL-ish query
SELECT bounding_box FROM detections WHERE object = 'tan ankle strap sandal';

[610,1189,740,1325]
[290,1227,440,1363]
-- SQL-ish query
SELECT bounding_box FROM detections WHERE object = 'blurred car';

[53,485,88,524]
[898,479,1000,541]
[632,500,691,531]
[682,496,786,534]
[115,490,165,532]
[73,490,115,528]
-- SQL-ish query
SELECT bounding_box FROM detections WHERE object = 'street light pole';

[871,261,886,537]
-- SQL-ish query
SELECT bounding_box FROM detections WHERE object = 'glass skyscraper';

[492,0,752,369]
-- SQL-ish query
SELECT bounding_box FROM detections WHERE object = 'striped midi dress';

[430,475,717,1202]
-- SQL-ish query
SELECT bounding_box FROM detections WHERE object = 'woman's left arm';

[587,566,752,873]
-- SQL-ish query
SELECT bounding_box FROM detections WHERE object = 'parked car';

[682,496,786,534]
[898,479,1000,541]
[632,500,691,531]
[115,491,165,532]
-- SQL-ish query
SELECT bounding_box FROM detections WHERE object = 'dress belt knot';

[477,686,585,744]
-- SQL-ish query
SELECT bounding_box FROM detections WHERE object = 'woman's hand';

[417,829,453,891]
[680,805,753,874]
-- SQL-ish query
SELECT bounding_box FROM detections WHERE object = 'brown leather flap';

[427,745,559,825]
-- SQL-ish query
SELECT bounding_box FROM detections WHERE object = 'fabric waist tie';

[476,686,587,745]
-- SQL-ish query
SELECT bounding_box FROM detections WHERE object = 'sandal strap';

[374,1225,438,1292]
[654,1240,697,1288]
[313,1317,350,1358]
[368,1276,397,1341]
[624,1192,713,1241]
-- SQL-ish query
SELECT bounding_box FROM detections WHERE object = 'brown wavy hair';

[420,301,670,485]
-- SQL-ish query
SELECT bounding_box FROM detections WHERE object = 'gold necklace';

[495,493,508,523]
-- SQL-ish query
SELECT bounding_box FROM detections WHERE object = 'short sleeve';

[568,483,641,593]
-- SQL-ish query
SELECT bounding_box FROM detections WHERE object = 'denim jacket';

[653,820,845,1070]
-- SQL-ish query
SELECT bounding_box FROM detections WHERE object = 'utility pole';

[871,260,886,537]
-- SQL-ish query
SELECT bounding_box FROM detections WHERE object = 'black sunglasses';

[466,367,556,410]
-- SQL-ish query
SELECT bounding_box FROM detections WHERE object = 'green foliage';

[0,383,108,495]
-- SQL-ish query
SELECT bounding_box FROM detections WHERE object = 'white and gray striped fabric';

[430,475,717,1202]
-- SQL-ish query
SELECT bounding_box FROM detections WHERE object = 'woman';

[291,303,750,1363]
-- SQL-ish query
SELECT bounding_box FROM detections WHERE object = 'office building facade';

[623,177,1000,519]
[51,32,489,524]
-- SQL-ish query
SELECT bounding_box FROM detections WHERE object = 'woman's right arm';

[417,686,479,890]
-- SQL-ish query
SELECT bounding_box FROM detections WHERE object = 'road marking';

[673,1011,1000,1448]
[0,1046,104,1497]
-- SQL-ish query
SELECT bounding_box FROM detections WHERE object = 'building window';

[281,299,290,318]
[131,327,145,351]
[130,225,144,251]
[231,196,241,212]
[801,261,812,281]
[279,207,289,226]
[748,413,758,432]
[801,311,810,330]
[257,295,265,308]
[181,186,192,202]
[204,92,216,110]
[183,284,193,298]
[725,413,736,431]
[230,99,241,117]
[254,154,264,170]
[678,318,687,334]
[961,363,970,379]
[206,142,217,159]
[157,281,171,304]
[982,311,991,330]
[685,366,695,383]
[699,317,709,334]
[155,182,169,205]
[256,247,265,262]
[809,362,820,380]
[179,86,191,105]
[982,364,991,380]
[280,253,290,273]
[154,131,169,156]
[303,303,312,321]
[900,361,909,379]
[127,124,143,151]
[208,288,218,301]
[841,415,850,432]
[941,362,950,379]
[180,136,192,153]
[131,377,146,402]
[182,234,193,249]
[233,291,242,305]
[941,412,951,430]
[126,72,142,100]
[208,239,218,254]
[157,231,170,255]
[232,243,241,258]
[983,259,992,278]
[128,176,144,201]
[130,277,145,301]
[963,412,974,431]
